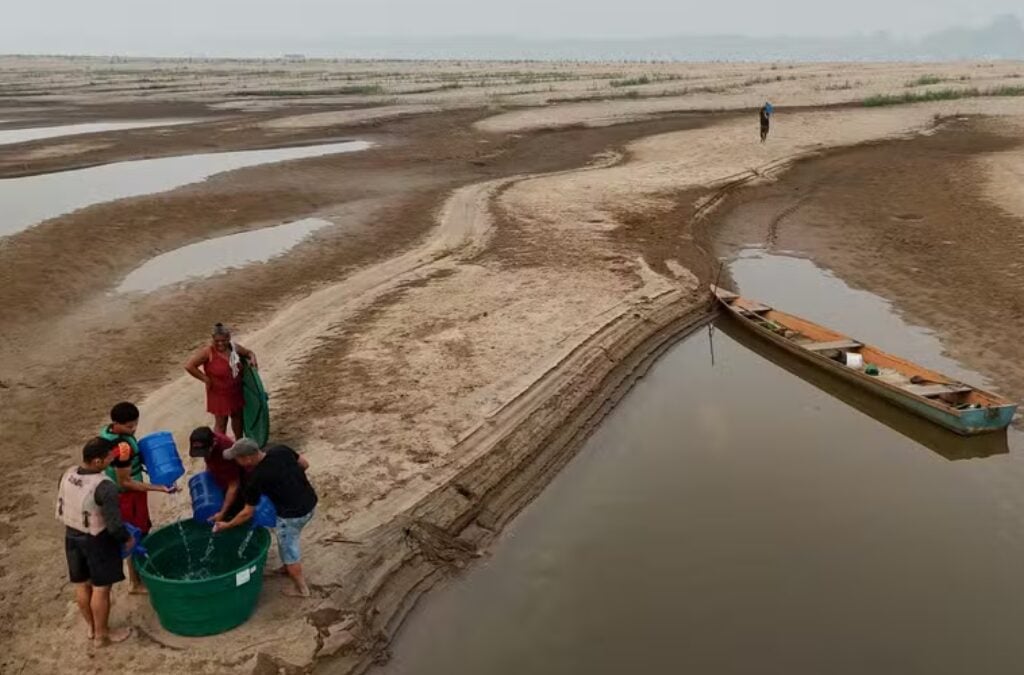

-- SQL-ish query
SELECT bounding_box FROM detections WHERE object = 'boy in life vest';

[56,437,135,646]
[101,401,174,594]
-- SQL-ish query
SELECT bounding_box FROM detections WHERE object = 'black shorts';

[65,530,125,587]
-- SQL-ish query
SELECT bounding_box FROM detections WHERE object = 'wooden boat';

[715,287,1018,436]
[717,318,1009,460]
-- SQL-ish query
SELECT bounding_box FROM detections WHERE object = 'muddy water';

[116,217,333,293]
[377,255,1024,675]
[0,119,195,146]
[0,140,370,238]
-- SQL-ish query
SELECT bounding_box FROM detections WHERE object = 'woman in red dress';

[185,323,257,438]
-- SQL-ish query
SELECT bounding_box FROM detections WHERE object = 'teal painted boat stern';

[959,404,1018,434]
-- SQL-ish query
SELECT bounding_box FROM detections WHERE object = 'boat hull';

[721,304,1017,436]
[719,318,1009,459]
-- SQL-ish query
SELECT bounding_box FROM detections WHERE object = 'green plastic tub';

[136,519,271,636]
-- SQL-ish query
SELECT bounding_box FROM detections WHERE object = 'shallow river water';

[0,119,197,146]
[116,217,334,293]
[0,140,369,238]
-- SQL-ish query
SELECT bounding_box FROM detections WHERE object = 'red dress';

[203,346,244,416]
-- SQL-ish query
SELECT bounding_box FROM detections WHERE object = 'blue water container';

[252,496,277,529]
[188,472,224,524]
[138,431,185,487]
[123,522,149,559]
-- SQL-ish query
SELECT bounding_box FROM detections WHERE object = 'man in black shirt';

[214,438,318,597]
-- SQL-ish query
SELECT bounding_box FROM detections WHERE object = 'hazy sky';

[3,0,1021,53]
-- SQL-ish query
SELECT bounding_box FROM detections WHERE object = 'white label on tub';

[236,568,251,586]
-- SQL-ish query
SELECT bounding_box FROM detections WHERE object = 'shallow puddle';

[116,217,333,293]
[376,253,1024,675]
[0,140,370,238]
[0,119,196,146]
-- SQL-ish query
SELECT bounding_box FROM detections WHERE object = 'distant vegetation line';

[864,85,1024,107]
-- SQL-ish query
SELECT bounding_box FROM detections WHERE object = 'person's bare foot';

[282,585,311,598]
[94,627,132,647]
[86,626,95,640]
[129,584,148,595]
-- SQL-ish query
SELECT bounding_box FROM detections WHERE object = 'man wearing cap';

[213,438,318,597]
[189,427,245,522]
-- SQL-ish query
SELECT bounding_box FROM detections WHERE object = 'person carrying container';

[189,426,245,521]
[213,438,318,598]
[759,101,774,143]
[101,401,174,594]
[57,437,136,646]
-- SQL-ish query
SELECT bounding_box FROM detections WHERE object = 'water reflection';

[0,140,370,238]
[116,217,333,293]
[0,119,196,146]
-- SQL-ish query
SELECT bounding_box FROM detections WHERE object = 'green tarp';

[241,363,270,447]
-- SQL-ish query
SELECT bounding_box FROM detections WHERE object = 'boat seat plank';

[802,340,863,352]
[903,383,973,398]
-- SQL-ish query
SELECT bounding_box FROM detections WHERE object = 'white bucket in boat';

[844,352,864,368]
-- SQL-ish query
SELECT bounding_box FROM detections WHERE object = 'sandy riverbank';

[2,57,1024,673]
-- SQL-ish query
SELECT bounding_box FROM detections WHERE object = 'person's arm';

[114,464,172,493]
[95,481,131,547]
[235,343,257,368]
[212,503,254,533]
[214,472,260,532]
[297,454,309,471]
[210,478,240,522]
[184,347,211,384]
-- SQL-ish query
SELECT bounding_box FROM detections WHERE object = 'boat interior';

[719,291,1002,411]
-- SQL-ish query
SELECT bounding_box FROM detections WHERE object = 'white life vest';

[56,468,112,536]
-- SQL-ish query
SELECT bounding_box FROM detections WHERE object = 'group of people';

[56,323,319,647]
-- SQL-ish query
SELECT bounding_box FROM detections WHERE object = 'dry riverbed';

[1,57,1024,674]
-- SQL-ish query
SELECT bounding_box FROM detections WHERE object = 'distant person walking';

[185,323,257,439]
[759,101,774,143]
